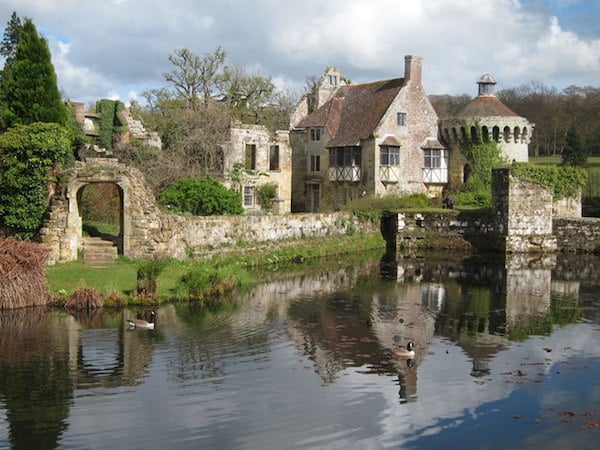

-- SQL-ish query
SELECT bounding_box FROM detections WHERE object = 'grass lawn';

[46,232,387,301]
[531,155,600,169]
[46,258,190,299]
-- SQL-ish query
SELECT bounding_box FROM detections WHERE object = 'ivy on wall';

[96,99,127,150]
[511,162,588,199]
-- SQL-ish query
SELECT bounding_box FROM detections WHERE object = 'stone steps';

[82,237,118,267]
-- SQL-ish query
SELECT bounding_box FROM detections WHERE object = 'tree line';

[430,82,599,158]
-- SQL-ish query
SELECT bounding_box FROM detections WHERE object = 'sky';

[0,0,599,106]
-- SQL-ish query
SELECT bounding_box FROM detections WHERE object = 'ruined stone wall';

[224,124,292,213]
[149,212,377,260]
[553,217,600,253]
[381,168,586,256]
[42,159,378,264]
[492,168,556,253]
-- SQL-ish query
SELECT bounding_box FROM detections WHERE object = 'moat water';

[1,251,599,449]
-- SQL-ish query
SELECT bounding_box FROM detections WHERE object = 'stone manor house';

[74,55,533,215]
[288,55,534,212]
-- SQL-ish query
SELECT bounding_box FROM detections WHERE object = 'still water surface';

[1,252,599,449]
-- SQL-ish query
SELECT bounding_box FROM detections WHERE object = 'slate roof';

[455,95,519,118]
[297,77,405,147]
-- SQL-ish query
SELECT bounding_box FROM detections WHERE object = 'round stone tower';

[441,74,534,188]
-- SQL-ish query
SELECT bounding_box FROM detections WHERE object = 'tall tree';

[0,12,22,129]
[0,11,22,68]
[561,127,587,167]
[220,64,276,123]
[2,18,67,127]
[163,47,226,111]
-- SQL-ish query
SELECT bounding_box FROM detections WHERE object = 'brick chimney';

[404,55,423,85]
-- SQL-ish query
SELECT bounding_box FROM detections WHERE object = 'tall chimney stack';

[404,55,423,85]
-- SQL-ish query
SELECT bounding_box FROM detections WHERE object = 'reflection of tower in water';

[397,358,417,404]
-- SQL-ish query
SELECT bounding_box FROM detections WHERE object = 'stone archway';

[41,158,162,264]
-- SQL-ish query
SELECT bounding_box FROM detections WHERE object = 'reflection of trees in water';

[0,356,72,450]
[0,307,158,449]
[507,292,582,341]
[0,308,73,450]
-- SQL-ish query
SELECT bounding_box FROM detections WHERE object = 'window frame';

[380,145,400,166]
[245,144,257,170]
[310,128,322,141]
[397,112,407,126]
[310,154,321,172]
[243,186,255,207]
[328,146,361,167]
[424,149,442,168]
[269,144,280,171]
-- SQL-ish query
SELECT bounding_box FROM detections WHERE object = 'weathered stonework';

[381,168,578,256]
[492,168,557,253]
[41,159,377,264]
[223,123,292,213]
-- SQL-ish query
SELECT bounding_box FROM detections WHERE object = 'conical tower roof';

[456,73,520,118]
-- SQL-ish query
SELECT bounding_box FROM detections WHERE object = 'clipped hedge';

[511,162,588,199]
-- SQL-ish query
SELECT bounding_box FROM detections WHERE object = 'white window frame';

[243,186,255,207]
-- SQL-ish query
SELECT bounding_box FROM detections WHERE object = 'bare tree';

[162,47,227,111]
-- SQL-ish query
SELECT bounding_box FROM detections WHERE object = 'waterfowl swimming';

[126,311,155,330]
[392,341,415,358]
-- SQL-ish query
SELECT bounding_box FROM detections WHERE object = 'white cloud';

[1,0,598,103]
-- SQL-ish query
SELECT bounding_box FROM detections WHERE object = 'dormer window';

[310,128,322,141]
[397,112,407,126]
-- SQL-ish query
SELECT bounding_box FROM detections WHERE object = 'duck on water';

[392,341,415,359]
[126,311,156,330]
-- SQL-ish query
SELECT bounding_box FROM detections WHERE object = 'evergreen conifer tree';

[0,12,22,129]
[561,127,587,167]
[0,12,22,69]
[2,18,67,127]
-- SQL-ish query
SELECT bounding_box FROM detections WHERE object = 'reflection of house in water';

[232,262,390,384]
[381,254,561,383]
[370,280,442,403]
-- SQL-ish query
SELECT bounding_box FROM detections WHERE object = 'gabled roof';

[455,95,519,118]
[297,77,405,147]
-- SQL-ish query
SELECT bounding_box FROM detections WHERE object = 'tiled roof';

[297,77,405,147]
[381,135,401,146]
[455,95,519,118]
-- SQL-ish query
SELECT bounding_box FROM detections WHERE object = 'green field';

[530,156,600,168]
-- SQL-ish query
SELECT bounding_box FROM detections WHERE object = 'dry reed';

[64,287,104,310]
[0,238,49,309]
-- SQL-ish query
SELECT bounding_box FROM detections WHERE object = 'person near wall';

[443,195,455,209]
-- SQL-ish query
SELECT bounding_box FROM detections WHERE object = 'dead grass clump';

[0,237,49,309]
[64,287,104,310]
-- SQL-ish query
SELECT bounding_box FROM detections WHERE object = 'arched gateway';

[41,158,163,264]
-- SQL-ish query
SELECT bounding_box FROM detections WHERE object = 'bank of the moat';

[41,160,596,265]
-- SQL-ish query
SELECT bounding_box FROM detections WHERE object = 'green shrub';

[0,123,73,238]
[257,183,277,209]
[137,258,170,298]
[179,259,253,303]
[160,177,243,216]
[396,193,431,208]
